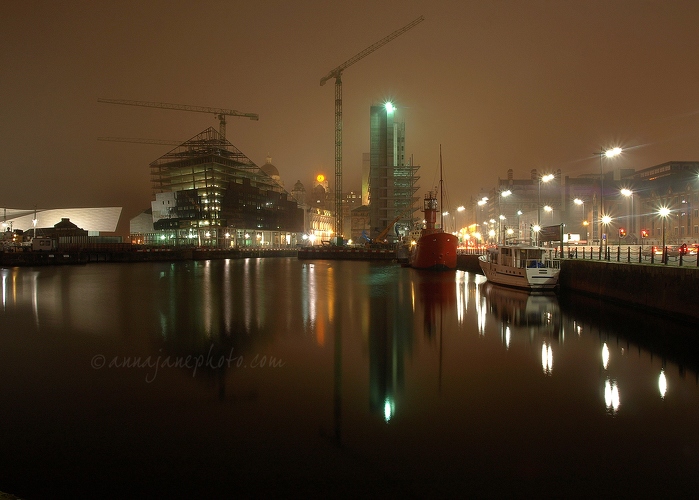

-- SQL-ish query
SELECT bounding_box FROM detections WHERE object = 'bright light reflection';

[605,379,621,413]
[659,370,667,399]
[602,343,610,369]
[384,398,395,422]
[542,342,553,375]
[505,326,511,349]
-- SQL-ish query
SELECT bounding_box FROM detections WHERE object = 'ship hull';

[410,232,457,270]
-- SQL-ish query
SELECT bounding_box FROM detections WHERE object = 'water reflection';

[2,260,699,496]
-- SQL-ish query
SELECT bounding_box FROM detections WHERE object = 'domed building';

[261,155,283,187]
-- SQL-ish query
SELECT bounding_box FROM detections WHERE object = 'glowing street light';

[538,173,554,235]
[659,206,670,264]
[598,146,623,246]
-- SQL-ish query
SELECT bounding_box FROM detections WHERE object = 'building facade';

[368,104,419,242]
[132,127,303,247]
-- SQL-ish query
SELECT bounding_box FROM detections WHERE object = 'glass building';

[132,127,303,247]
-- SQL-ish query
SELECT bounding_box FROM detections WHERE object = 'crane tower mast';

[320,15,424,245]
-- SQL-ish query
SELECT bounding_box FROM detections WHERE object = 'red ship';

[409,150,457,271]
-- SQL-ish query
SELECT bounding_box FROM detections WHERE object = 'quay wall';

[559,260,699,322]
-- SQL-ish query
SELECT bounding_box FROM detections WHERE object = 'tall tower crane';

[97,98,258,140]
[320,15,424,245]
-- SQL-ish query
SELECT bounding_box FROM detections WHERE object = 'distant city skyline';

[3,1,699,237]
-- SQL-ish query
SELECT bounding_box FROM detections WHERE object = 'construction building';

[368,104,419,243]
[130,127,303,247]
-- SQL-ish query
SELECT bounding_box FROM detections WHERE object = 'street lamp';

[544,205,553,224]
[516,210,522,241]
[498,214,506,243]
[574,198,585,241]
[659,207,670,264]
[620,188,634,240]
[602,215,612,254]
[457,205,465,233]
[598,146,622,247]
[538,174,554,230]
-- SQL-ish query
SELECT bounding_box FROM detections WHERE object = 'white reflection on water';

[605,379,621,413]
[2,268,7,309]
[384,398,395,423]
[659,370,667,399]
[542,342,553,375]
[602,343,610,370]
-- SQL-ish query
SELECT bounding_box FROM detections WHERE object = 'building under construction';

[131,127,303,247]
[368,104,420,242]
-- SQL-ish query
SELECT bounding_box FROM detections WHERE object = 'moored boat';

[409,148,457,270]
[478,243,560,291]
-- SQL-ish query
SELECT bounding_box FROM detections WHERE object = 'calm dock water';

[0,258,697,497]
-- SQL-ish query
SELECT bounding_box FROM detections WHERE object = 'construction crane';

[320,15,424,245]
[97,98,258,140]
[97,137,182,146]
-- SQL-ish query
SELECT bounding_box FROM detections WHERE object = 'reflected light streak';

[542,342,553,375]
[202,262,212,337]
[455,271,468,324]
[384,398,395,422]
[2,270,7,309]
[505,326,511,349]
[659,370,667,399]
[32,273,39,328]
[223,260,232,333]
[605,379,621,413]
[477,296,486,335]
[243,259,252,332]
[602,343,610,369]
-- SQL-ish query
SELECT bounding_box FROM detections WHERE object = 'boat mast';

[439,145,444,230]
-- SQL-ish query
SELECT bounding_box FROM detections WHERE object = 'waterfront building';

[477,160,699,247]
[1,206,121,234]
[130,127,303,247]
[368,103,420,243]
[625,161,699,245]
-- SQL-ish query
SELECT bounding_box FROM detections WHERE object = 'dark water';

[1,259,697,497]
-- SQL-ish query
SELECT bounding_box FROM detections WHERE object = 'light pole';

[620,188,634,241]
[457,205,465,234]
[498,214,506,243]
[659,207,670,264]
[538,174,554,231]
[598,147,622,248]
[602,215,612,256]
[544,205,553,224]
[516,210,522,241]
[498,189,511,243]
[574,198,585,241]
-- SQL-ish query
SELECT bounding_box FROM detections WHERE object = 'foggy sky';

[2,0,699,235]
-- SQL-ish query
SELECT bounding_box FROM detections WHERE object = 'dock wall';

[559,260,699,322]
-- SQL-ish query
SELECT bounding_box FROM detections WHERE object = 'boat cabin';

[488,245,555,269]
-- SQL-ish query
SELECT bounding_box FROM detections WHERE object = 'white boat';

[478,243,560,291]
